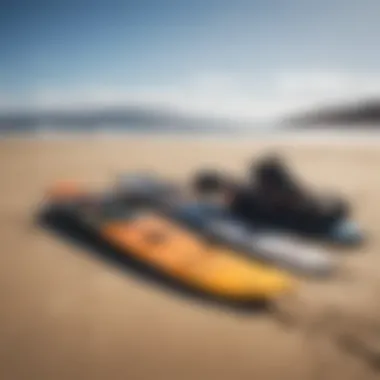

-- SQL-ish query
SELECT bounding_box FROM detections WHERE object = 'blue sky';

[2,0,380,119]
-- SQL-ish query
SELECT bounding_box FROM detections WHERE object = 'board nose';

[329,220,364,245]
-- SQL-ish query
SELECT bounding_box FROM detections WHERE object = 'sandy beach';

[1,136,380,380]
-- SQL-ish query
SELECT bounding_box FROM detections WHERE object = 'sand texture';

[1,137,380,380]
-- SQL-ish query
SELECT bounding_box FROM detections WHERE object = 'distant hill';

[0,106,237,134]
[287,99,380,127]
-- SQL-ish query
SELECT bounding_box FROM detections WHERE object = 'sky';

[2,0,380,120]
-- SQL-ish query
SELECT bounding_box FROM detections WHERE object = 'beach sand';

[1,136,380,380]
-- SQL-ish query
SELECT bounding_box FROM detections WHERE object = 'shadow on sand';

[35,207,269,316]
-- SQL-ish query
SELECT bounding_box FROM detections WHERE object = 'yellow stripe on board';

[101,214,295,301]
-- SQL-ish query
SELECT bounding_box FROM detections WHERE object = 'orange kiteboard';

[42,183,295,302]
[101,212,295,301]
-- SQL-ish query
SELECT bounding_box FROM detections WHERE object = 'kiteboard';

[38,181,295,303]
[168,202,335,277]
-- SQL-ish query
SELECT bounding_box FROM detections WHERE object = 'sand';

[1,136,380,380]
